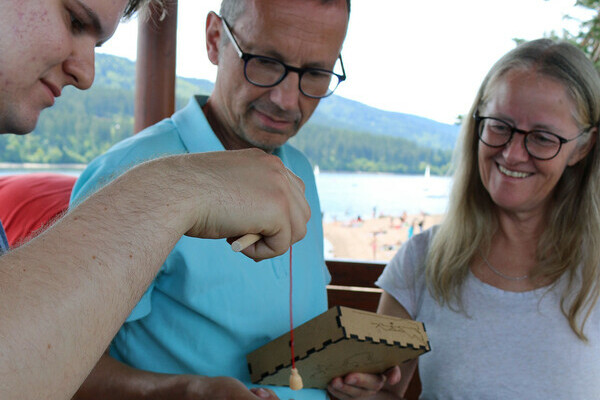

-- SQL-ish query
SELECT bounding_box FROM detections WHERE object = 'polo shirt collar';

[172,95,225,153]
[171,95,287,163]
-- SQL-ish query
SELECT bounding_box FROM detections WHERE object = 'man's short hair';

[220,0,350,25]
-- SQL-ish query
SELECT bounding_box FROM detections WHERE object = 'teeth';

[498,164,530,178]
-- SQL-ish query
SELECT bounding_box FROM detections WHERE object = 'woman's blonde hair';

[426,38,600,340]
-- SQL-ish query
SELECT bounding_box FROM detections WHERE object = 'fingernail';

[346,377,357,385]
[255,388,270,399]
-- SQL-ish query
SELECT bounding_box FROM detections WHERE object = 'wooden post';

[134,0,178,133]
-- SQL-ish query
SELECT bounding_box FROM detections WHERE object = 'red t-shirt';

[0,173,76,247]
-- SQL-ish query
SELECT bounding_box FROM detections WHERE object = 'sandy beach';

[323,213,444,261]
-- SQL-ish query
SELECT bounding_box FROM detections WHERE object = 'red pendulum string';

[290,245,295,367]
[289,245,303,390]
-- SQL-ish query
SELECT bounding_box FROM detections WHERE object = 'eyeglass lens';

[479,118,562,160]
[245,56,339,98]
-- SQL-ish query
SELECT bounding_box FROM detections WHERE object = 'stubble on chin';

[1,107,40,135]
[241,111,299,152]
[241,130,284,153]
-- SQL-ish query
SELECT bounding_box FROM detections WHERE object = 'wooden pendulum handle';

[231,233,262,252]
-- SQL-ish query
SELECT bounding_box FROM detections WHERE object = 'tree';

[543,1,600,69]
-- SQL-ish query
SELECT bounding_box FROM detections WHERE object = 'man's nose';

[63,38,96,90]
[269,72,302,110]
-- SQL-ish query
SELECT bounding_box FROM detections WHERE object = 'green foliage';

[528,2,600,70]
[94,53,137,89]
[0,83,134,163]
[291,123,452,174]
[566,1,600,69]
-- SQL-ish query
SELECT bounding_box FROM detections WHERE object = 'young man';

[0,1,310,399]
[72,1,352,399]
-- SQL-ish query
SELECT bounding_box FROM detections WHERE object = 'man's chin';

[246,132,294,152]
[252,141,281,153]
[3,116,39,135]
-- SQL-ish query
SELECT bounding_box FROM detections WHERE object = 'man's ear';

[568,127,597,166]
[205,11,222,66]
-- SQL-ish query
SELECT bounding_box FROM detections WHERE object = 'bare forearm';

[73,353,279,400]
[377,293,418,399]
[384,360,417,399]
[0,150,309,400]
[73,353,180,400]
[0,160,193,400]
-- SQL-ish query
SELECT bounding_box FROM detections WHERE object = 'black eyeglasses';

[474,114,588,160]
[220,16,346,99]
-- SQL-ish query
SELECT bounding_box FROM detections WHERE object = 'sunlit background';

[99,0,594,123]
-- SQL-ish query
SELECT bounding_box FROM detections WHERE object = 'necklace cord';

[480,251,529,281]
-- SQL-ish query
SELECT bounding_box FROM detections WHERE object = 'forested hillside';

[0,54,457,174]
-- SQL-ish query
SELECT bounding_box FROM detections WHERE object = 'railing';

[326,259,385,312]
[325,259,421,400]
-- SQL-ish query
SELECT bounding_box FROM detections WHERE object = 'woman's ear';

[568,127,597,166]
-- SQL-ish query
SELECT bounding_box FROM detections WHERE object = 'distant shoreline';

[0,162,446,177]
[0,162,86,170]
[317,170,439,177]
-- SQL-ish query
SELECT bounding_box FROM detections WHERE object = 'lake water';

[0,167,453,222]
[316,171,452,222]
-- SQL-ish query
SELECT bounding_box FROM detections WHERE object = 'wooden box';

[247,306,430,389]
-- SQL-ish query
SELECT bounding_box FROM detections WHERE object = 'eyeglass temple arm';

[220,17,243,58]
[338,55,347,80]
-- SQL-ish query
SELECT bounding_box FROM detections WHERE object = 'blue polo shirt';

[71,96,329,399]
[0,220,9,255]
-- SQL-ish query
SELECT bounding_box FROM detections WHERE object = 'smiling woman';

[476,68,594,215]
[360,38,600,399]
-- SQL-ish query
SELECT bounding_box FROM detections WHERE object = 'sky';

[98,0,595,124]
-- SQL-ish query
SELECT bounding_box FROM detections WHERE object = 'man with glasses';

[72,0,350,399]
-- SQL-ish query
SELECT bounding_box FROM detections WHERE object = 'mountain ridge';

[95,53,460,150]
